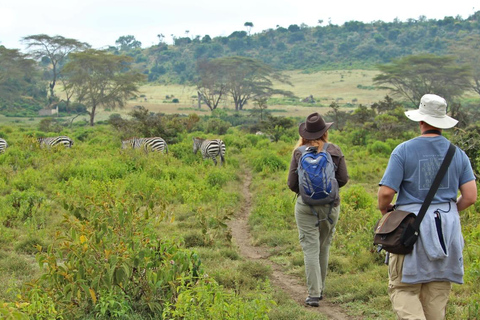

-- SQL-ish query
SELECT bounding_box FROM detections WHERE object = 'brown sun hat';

[298,112,333,140]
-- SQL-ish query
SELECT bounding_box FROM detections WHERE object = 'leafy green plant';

[368,140,392,155]
[162,279,275,320]
[25,194,202,318]
[248,150,287,173]
[93,289,133,319]
[0,301,29,320]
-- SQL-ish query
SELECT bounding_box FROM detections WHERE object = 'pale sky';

[0,0,477,51]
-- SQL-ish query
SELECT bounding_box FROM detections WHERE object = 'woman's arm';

[287,150,300,193]
[335,155,349,188]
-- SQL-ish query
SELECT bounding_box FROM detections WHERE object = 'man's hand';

[378,185,396,215]
[380,203,394,215]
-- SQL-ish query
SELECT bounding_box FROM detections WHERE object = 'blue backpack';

[297,143,338,224]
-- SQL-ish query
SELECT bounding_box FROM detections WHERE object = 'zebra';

[121,137,168,154]
[0,138,8,153]
[193,137,226,166]
[37,136,74,148]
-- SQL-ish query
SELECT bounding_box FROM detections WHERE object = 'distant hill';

[111,11,480,84]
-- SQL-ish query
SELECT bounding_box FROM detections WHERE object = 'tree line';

[140,11,480,84]
[0,11,480,126]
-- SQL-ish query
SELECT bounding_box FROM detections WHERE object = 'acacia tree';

[196,59,228,111]
[244,22,254,35]
[450,34,480,97]
[21,34,89,106]
[373,54,471,108]
[252,97,268,120]
[0,46,44,102]
[63,49,145,126]
[370,95,402,114]
[115,35,142,51]
[198,56,294,111]
[224,56,294,111]
[325,101,348,132]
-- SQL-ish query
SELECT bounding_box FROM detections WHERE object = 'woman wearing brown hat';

[287,112,349,307]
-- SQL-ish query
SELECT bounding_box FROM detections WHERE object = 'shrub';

[368,140,392,155]
[14,238,46,255]
[183,231,207,248]
[162,279,274,319]
[205,118,231,135]
[206,170,230,187]
[23,196,204,319]
[248,151,287,173]
[342,185,376,211]
[238,261,271,281]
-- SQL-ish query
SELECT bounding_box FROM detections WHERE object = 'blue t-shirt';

[379,136,475,206]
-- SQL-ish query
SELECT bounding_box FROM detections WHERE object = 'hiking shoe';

[305,296,321,307]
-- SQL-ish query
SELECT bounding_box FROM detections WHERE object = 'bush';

[205,118,231,135]
[368,140,392,155]
[206,170,230,187]
[248,151,287,173]
[23,196,204,319]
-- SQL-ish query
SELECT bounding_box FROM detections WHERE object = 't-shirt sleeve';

[379,145,405,192]
[459,149,476,186]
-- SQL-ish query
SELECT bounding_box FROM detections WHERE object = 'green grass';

[0,120,479,319]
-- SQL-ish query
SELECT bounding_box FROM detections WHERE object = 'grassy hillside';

[130,12,480,85]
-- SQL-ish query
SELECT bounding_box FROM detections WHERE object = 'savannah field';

[116,69,389,120]
[1,69,390,125]
[131,70,389,116]
[0,69,387,128]
[6,68,478,125]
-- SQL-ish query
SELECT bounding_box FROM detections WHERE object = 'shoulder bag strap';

[413,142,456,230]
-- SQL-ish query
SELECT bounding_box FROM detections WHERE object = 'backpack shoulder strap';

[322,142,330,152]
[297,145,308,154]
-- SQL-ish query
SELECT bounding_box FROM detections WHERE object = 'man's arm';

[378,185,396,215]
[457,180,477,212]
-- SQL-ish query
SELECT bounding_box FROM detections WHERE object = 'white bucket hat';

[404,94,458,129]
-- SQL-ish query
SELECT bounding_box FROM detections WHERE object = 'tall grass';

[0,122,479,319]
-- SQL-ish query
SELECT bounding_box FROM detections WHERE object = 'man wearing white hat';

[377,94,477,319]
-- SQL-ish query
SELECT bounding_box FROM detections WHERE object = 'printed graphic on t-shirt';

[419,157,449,190]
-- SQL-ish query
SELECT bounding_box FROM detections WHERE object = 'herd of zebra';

[0,136,74,153]
[0,136,227,165]
[121,137,226,165]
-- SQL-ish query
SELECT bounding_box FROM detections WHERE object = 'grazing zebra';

[37,136,73,148]
[193,137,226,166]
[121,137,168,154]
[0,138,8,153]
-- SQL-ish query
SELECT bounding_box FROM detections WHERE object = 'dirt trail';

[228,171,359,320]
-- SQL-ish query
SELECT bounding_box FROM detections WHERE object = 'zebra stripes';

[193,137,226,166]
[0,138,8,153]
[38,136,74,148]
[122,137,168,154]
